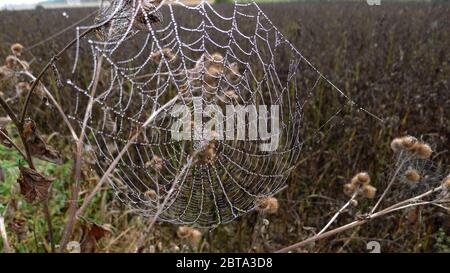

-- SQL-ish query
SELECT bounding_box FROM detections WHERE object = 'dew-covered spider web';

[57,0,381,227]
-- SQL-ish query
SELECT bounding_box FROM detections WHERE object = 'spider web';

[58,0,380,227]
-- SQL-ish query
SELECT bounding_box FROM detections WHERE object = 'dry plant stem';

[276,185,443,253]
[22,72,78,140]
[370,153,406,214]
[43,199,55,253]
[58,55,104,252]
[0,130,27,159]
[317,192,358,236]
[20,28,94,125]
[0,215,12,253]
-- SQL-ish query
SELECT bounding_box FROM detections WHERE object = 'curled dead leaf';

[17,166,54,203]
[80,221,110,253]
[22,119,62,164]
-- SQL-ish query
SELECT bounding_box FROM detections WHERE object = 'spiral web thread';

[61,0,380,227]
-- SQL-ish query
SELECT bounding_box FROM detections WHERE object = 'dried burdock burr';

[225,62,241,83]
[133,0,164,31]
[350,172,371,186]
[11,43,24,56]
[255,196,279,214]
[343,183,356,197]
[150,47,177,63]
[405,169,421,182]
[442,176,450,191]
[412,143,433,159]
[177,226,203,248]
[145,155,164,171]
[5,55,19,69]
[361,185,377,199]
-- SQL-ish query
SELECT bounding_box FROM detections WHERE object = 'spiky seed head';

[189,229,202,248]
[144,189,157,200]
[5,55,18,69]
[400,136,417,150]
[176,226,202,248]
[343,183,356,197]
[204,66,221,87]
[211,52,224,63]
[150,48,176,63]
[390,138,403,153]
[351,172,370,186]
[11,43,24,56]
[225,90,238,99]
[405,169,420,182]
[145,155,164,171]
[17,82,31,91]
[361,185,377,199]
[442,176,450,190]
[177,226,191,239]
[226,62,240,83]
[255,196,279,214]
[413,143,433,159]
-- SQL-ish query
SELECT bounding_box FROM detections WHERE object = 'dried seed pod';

[405,169,420,182]
[17,82,31,91]
[226,62,240,83]
[412,143,432,159]
[145,155,164,171]
[400,136,417,150]
[17,166,54,203]
[194,142,217,164]
[5,55,18,69]
[442,176,450,190]
[67,241,81,253]
[144,189,157,200]
[204,66,222,88]
[176,226,202,248]
[343,183,356,197]
[351,172,370,186]
[150,48,177,63]
[177,226,192,239]
[11,43,24,56]
[255,196,279,214]
[361,185,377,199]
[133,0,163,31]
[390,137,403,153]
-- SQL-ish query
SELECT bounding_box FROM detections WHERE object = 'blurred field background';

[0,1,449,252]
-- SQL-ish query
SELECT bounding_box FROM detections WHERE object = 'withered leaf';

[17,166,54,203]
[80,221,110,253]
[22,119,62,164]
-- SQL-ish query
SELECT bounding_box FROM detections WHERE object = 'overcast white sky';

[0,0,43,7]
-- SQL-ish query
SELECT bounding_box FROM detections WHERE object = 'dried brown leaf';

[80,221,110,253]
[22,119,62,164]
[17,166,54,203]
